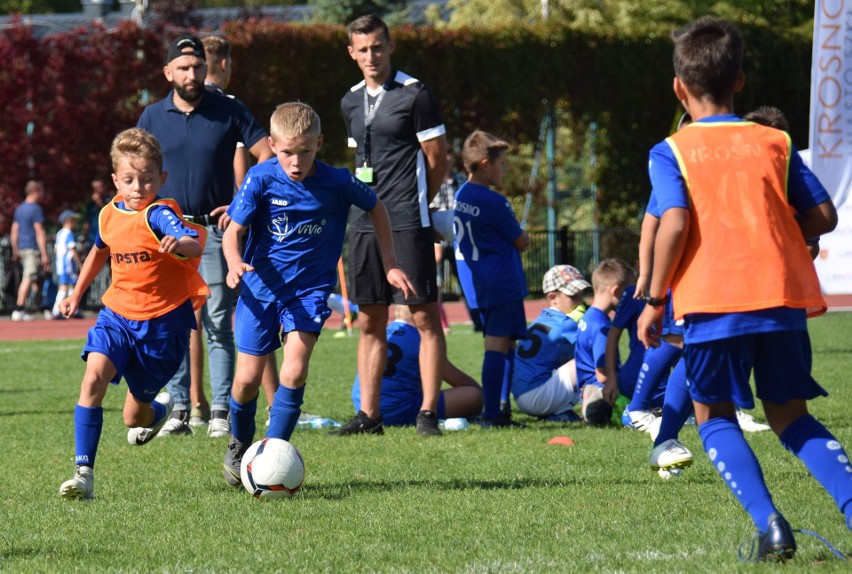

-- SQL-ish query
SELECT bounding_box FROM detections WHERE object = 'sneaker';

[415,410,442,436]
[476,413,526,429]
[737,410,771,432]
[329,410,384,436]
[650,438,694,471]
[622,407,662,441]
[223,437,249,488]
[158,409,193,436]
[127,392,174,445]
[756,513,797,561]
[59,466,94,500]
[189,403,210,427]
[657,467,684,480]
[208,410,230,438]
[11,310,34,321]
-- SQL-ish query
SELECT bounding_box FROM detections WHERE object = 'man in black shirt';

[336,15,449,437]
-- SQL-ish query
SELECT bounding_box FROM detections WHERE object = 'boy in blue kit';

[637,18,850,560]
[454,130,529,427]
[574,258,633,426]
[51,209,83,318]
[351,305,482,426]
[221,102,414,486]
[512,265,590,420]
[58,128,209,500]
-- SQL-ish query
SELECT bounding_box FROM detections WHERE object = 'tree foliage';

[307,0,407,25]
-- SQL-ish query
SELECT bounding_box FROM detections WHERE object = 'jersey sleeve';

[612,286,641,329]
[227,170,263,227]
[342,170,379,213]
[491,196,524,243]
[412,86,446,143]
[649,141,690,214]
[147,205,200,240]
[787,144,832,213]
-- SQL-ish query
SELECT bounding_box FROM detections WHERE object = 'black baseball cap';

[165,34,205,65]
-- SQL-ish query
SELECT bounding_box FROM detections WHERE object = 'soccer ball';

[240,438,304,500]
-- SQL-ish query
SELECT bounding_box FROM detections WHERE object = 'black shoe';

[756,513,797,561]
[415,410,442,436]
[223,437,249,488]
[476,413,526,429]
[329,410,384,436]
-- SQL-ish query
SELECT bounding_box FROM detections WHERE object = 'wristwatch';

[643,294,670,307]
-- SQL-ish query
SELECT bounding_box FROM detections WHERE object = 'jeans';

[166,225,235,412]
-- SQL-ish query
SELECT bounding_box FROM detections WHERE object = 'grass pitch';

[1,313,850,573]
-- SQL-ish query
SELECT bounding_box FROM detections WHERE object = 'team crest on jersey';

[269,214,292,242]
[578,320,587,331]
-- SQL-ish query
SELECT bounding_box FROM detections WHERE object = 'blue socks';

[629,342,681,412]
[74,404,103,468]
[230,394,258,445]
[150,400,167,428]
[500,349,514,414]
[780,414,852,531]
[267,385,305,442]
[482,350,506,419]
[654,358,692,446]
[699,416,778,532]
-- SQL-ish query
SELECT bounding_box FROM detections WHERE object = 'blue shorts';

[83,311,189,403]
[661,296,683,337]
[684,330,827,408]
[57,273,77,286]
[475,299,527,339]
[235,291,331,356]
[352,384,448,426]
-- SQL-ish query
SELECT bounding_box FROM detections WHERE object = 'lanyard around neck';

[362,87,387,167]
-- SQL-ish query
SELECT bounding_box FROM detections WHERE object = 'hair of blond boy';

[462,130,509,174]
[270,102,321,140]
[201,34,230,62]
[672,17,743,105]
[110,128,163,173]
[744,106,789,132]
[591,258,634,293]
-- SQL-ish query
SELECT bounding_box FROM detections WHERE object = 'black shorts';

[348,228,438,306]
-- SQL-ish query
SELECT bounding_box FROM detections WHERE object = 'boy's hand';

[158,235,180,253]
[637,305,664,349]
[634,275,650,299]
[226,263,254,289]
[57,296,78,319]
[602,379,619,405]
[386,267,417,301]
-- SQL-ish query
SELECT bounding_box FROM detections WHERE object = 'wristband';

[643,294,669,307]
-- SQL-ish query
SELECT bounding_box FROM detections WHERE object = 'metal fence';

[1,227,640,313]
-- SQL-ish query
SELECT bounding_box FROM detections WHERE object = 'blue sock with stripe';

[229,394,257,445]
[629,342,681,412]
[482,350,506,419]
[699,416,778,532]
[779,414,852,531]
[267,384,304,441]
[500,349,514,413]
[150,399,167,428]
[654,358,692,446]
[74,404,103,468]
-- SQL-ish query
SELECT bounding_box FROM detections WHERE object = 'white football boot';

[127,392,174,445]
[59,466,94,500]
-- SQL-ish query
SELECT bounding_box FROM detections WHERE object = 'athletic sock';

[654,358,692,446]
[150,399,167,427]
[699,416,778,532]
[779,414,852,529]
[500,349,514,414]
[482,350,506,419]
[267,384,304,441]
[74,404,103,468]
[229,394,258,445]
[52,287,67,316]
[629,341,681,412]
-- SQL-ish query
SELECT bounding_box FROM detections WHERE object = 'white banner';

[809,0,852,294]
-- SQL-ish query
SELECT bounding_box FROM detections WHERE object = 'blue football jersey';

[228,159,377,302]
[453,182,527,308]
[574,306,611,389]
[512,307,581,398]
[611,285,646,384]
[352,320,422,412]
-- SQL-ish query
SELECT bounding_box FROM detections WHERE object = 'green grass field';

[1,313,851,573]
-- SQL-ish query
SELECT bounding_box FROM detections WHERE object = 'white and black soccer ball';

[240,438,304,500]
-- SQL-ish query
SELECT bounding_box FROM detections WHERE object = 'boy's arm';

[158,234,203,259]
[795,200,837,240]
[603,326,623,404]
[442,359,480,389]
[367,200,417,300]
[637,207,690,348]
[34,221,50,272]
[513,230,530,252]
[420,135,448,203]
[222,221,253,289]
[58,244,109,318]
[636,212,660,298]
[10,222,19,259]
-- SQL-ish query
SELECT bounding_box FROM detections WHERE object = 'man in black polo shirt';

[336,15,450,436]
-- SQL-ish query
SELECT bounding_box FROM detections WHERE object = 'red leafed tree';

[0,21,164,234]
